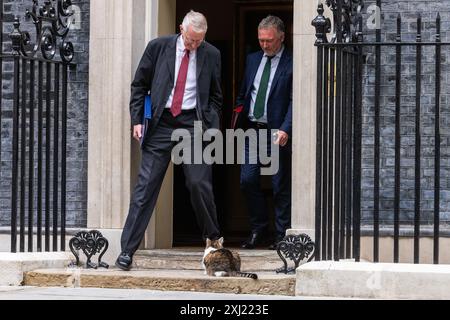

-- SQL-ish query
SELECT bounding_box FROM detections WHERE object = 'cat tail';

[213,271,258,279]
[233,271,258,280]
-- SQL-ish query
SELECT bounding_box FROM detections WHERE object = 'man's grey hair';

[258,15,285,34]
[182,10,208,33]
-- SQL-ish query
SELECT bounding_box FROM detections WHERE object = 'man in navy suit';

[236,15,292,250]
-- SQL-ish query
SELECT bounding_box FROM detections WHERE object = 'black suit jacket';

[129,34,223,138]
[235,49,293,137]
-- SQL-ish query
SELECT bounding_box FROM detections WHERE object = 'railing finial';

[10,17,23,54]
[8,0,75,62]
[312,3,331,44]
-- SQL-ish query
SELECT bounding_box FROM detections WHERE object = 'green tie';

[253,56,273,120]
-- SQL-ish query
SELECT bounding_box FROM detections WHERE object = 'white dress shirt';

[249,45,285,123]
[165,35,197,110]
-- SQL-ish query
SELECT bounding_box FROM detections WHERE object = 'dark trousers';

[240,127,292,240]
[120,109,220,255]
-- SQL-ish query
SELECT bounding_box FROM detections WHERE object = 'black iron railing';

[0,0,75,253]
[312,0,450,264]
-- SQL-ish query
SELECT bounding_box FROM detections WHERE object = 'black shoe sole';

[115,260,131,271]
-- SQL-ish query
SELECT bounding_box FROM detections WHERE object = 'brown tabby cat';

[202,237,258,279]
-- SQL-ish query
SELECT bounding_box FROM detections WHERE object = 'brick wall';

[360,0,450,227]
[0,0,89,227]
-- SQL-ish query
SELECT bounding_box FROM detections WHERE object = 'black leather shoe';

[241,232,265,249]
[115,252,133,271]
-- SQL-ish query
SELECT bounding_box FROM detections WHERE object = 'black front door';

[173,0,293,247]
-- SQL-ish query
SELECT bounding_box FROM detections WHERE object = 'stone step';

[133,249,284,272]
[24,268,296,296]
[296,261,450,299]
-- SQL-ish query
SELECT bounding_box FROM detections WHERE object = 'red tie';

[170,49,190,117]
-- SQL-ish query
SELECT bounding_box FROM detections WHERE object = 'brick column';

[87,0,150,261]
[88,0,148,229]
[288,0,320,239]
[87,0,175,260]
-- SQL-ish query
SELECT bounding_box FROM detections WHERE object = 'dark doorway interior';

[173,0,293,247]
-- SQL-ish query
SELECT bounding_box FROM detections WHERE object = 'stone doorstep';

[296,261,450,300]
[133,249,284,271]
[0,252,73,286]
[23,269,296,296]
[1,249,291,295]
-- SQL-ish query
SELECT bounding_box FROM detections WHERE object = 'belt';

[163,108,196,113]
[248,121,268,129]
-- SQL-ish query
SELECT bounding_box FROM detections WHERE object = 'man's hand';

[274,130,289,146]
[133,124,143,141]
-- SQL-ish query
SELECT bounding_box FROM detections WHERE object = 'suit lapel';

[246,51,264,97]
[165,35,178,84]
[196,42,206,80]
[268,50,288,99]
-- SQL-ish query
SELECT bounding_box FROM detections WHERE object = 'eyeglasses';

[183,32,205,45]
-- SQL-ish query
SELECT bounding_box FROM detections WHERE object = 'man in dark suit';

[236,15,292,250]
[116,10,222,270]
